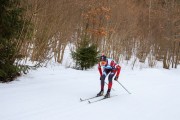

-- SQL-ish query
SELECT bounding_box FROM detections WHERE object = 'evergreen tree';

[72,40,99,70]
[0,0,30,82]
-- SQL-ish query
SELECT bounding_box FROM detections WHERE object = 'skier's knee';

[108,74,114,82]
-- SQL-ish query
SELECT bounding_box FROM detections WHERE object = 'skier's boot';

[104,92,110,98]
[97,90,104,97]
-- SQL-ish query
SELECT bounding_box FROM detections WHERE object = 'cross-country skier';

[97,54,121,98]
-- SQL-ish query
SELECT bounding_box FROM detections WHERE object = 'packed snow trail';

[0,65,180,120]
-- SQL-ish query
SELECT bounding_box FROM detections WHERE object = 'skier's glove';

[114,76,118,81]
[100,75,105,80]
[100,76,103,80]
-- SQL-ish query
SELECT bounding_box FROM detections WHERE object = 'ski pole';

[105,82,115,91]
[117,81,131,94]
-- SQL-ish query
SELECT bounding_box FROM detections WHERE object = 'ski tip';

[88,101,91,104]
[80,98,83,102]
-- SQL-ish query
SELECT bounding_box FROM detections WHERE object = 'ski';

[80,96,102,102]
[88,95,117,104]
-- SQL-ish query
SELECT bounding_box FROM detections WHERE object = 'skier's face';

[100,60,107,66]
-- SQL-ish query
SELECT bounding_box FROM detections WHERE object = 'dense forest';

[0,0,180,82]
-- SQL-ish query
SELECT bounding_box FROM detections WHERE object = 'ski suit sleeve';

[115,65,121,77]
[98,63,102,76]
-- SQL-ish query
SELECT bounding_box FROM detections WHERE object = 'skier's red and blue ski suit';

[98,58,121,92]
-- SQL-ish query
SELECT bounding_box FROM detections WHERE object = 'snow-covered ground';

[0,62,180,120]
